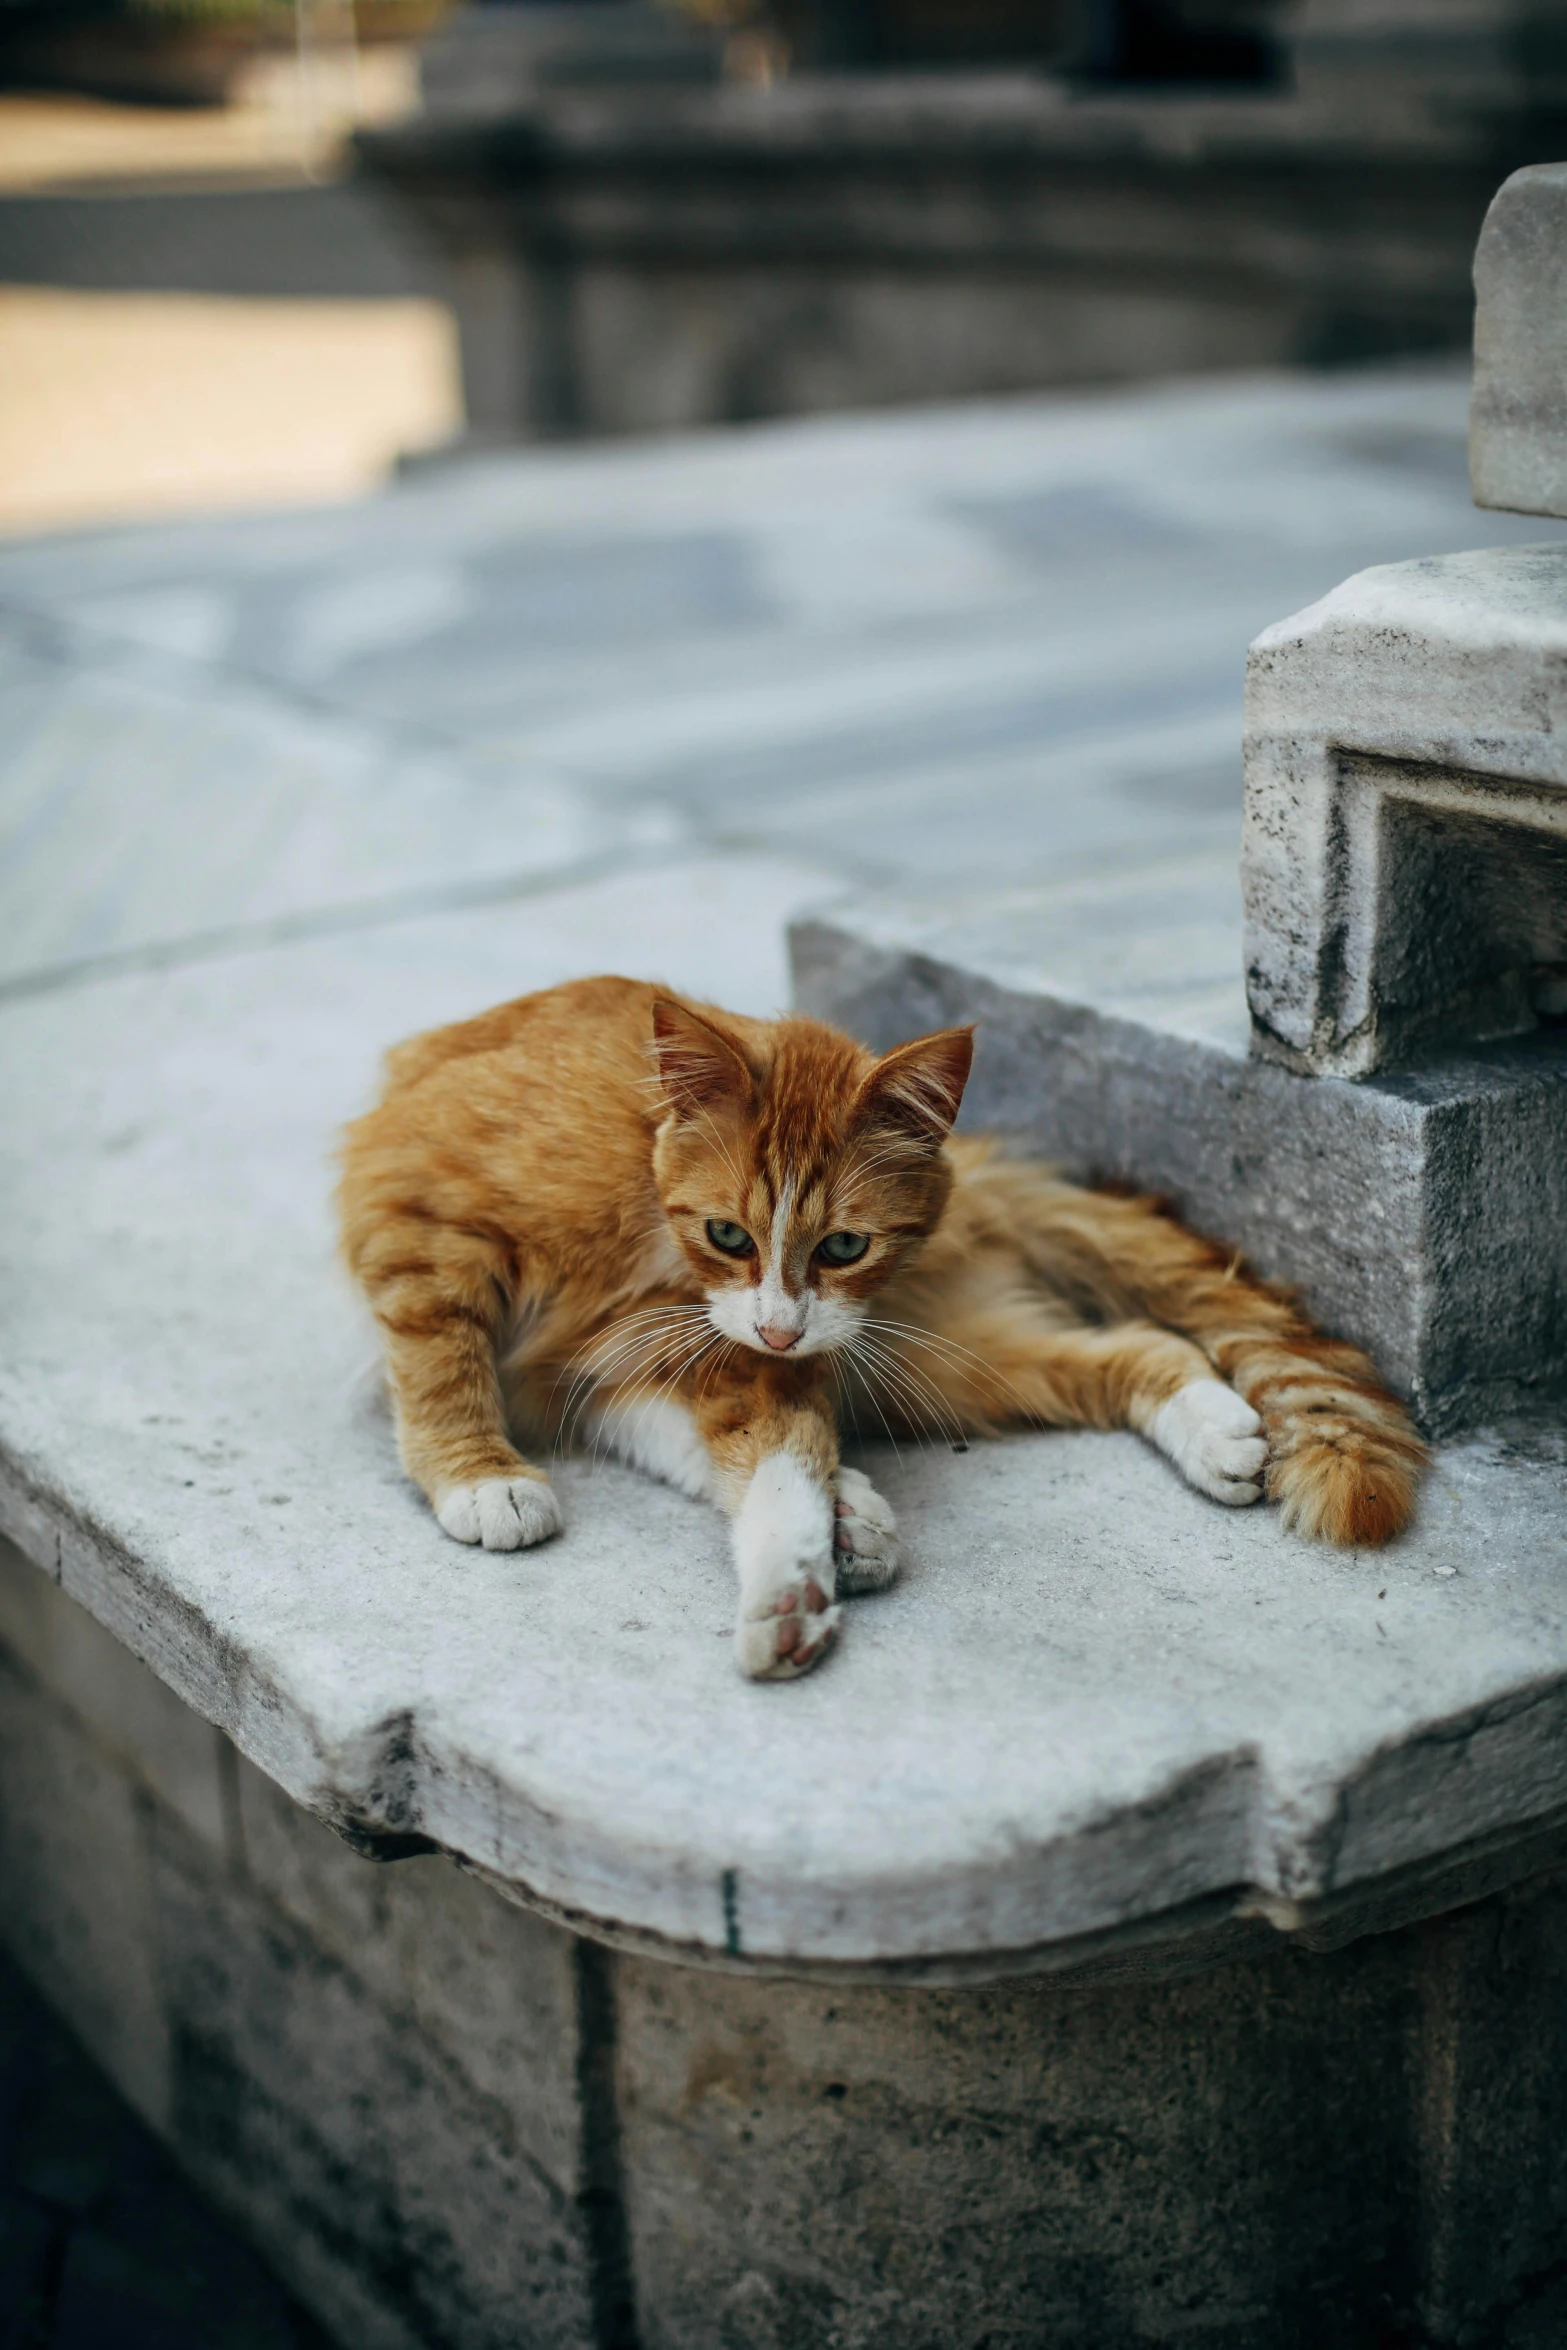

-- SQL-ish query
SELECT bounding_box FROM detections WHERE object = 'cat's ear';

[855,1026,974,1149]
[651,997,755,1119]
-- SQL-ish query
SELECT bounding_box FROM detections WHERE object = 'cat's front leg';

[731,1453,841,1680]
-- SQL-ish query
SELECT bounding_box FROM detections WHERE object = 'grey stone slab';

[1242,544,1567,1076]
[1471,162,1567,522]
[233,1751,584,2197]
[2,860,1567,1982]
[614,1872,1567,2350]
[792,869,1567,1433]
[0,1647,174,2136]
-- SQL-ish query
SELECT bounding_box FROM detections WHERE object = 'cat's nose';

[757,1323,802,1352]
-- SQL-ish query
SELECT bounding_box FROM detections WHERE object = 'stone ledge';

[4,883,1567,1986]
[9,1550,1567,2349]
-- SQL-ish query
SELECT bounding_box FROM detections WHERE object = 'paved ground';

[0,1943,328,2349]
[0,358,1559,999]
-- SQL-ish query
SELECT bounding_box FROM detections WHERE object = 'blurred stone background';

[3,0,1566,532]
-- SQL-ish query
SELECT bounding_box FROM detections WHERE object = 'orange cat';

[338,977,1425,1679]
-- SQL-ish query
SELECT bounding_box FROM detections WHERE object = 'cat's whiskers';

[615,1328,729,1471]
[552,1305,712,1454]
[550,1312,699,1437]
[859,1316,1033,1423]
[845,1331,963,1450]
[836,1337,917,1464]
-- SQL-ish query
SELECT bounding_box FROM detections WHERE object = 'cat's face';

[650,999,973,1360]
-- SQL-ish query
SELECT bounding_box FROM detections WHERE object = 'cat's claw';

[832,1466,900,1594]
[437,1475,564,1551]
[1149,1382,1268,1507]
[735,1577,841,1681]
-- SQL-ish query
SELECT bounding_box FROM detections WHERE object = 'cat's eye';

[705,1219,755,1257]
[818,1231,870,1266]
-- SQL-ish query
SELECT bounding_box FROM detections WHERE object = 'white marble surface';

[2,858,1566,1974]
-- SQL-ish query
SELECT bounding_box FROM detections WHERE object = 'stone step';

[793,852,1567,1438]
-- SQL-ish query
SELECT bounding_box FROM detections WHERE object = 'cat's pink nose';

[757,1323,801,1352]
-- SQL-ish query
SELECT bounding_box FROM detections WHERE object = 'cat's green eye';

[705,1218,755,1257]
[818,1230,870,1266]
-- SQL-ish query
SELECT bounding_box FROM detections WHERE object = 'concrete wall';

[4,1532,1567,2350]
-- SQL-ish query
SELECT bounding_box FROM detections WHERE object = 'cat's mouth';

[705,1291,863,1362]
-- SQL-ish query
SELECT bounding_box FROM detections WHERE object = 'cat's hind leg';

[855,1301,1267,1508]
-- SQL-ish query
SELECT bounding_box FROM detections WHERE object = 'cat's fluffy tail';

[1223,1335,1426,1546]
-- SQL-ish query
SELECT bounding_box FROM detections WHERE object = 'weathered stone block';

[0,1643,174,2138]
[614,1879,1567,2350]
[1471,162,1567,522]
[1242,546,1567,1078]
[360,81,1517,443]
[234,1755,584,2198]
[149,1827,598,2350]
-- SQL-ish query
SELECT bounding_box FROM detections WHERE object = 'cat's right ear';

[651,998,755,1119]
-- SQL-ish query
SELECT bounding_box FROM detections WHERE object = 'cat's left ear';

[855,1025,974,1149]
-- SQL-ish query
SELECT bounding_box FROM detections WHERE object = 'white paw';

[1148,1382,1267,1507]
[832,1466,900,1595]
[735,1581,842,1681]
[733,1454,840,1681]
[437,1476,564,1551]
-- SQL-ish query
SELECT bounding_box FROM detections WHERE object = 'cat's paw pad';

[832,1466,900,1595]
[437,1476,564,1551]
[735,1578,841,1681]
[1150,1383,1267,1507]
